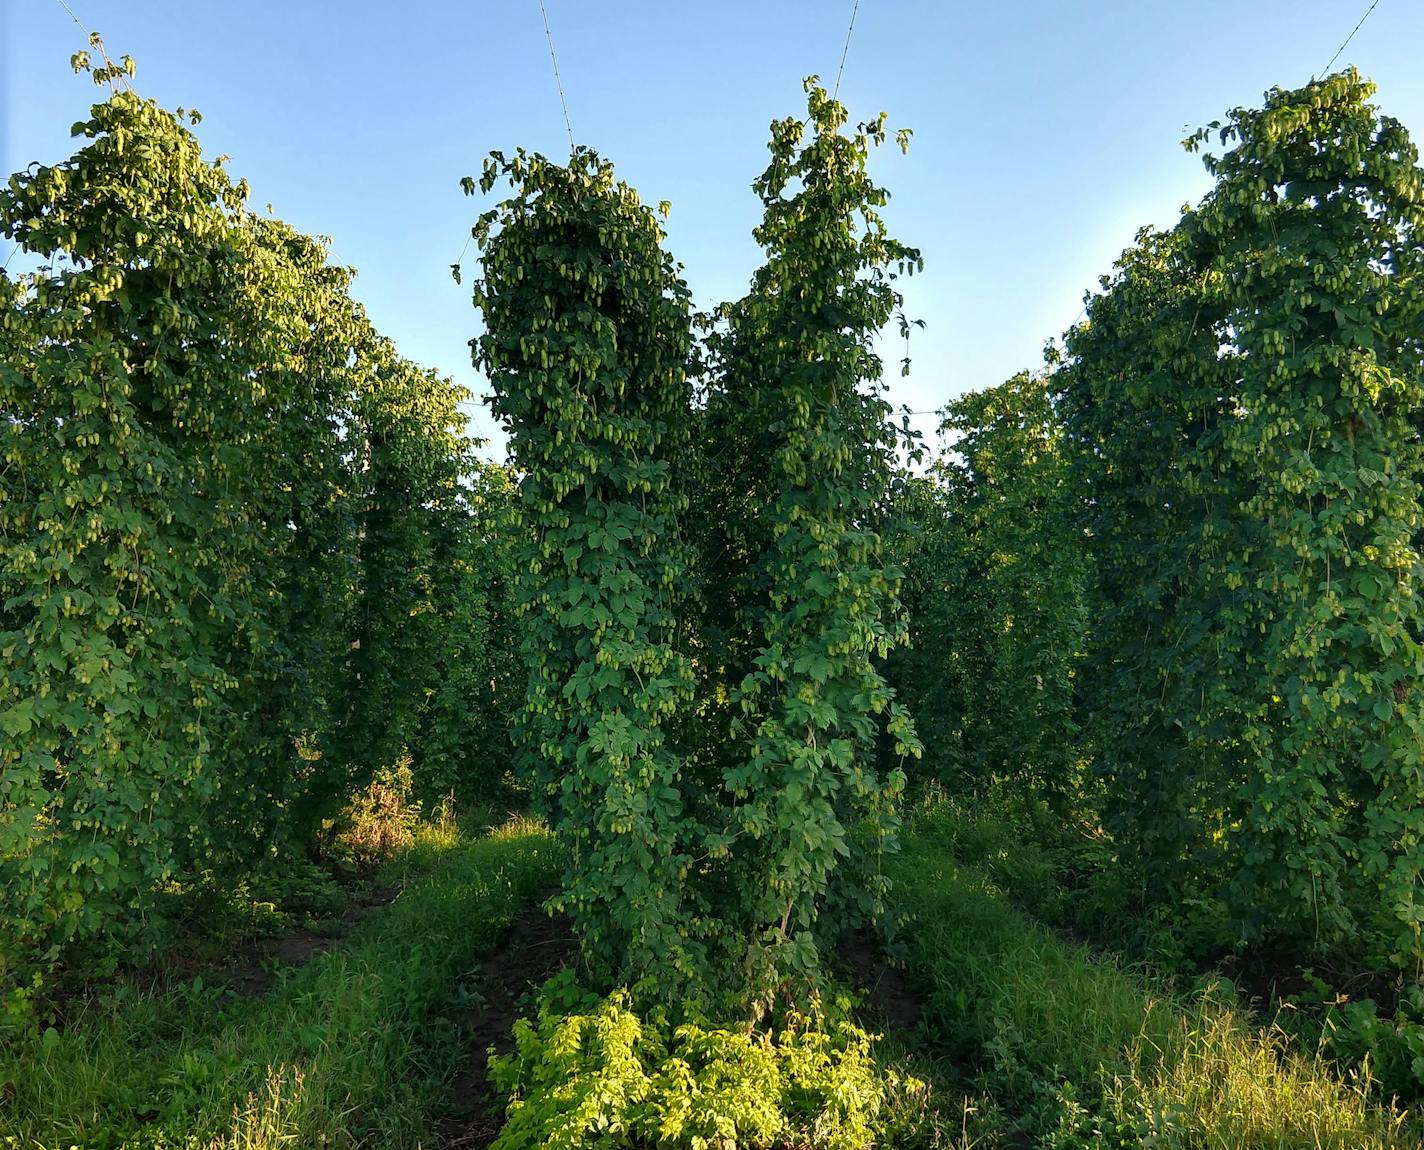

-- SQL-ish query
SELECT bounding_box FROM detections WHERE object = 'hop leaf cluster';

[489,977,904,1150]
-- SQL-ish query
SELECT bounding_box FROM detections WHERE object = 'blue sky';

[5,1,1424,458]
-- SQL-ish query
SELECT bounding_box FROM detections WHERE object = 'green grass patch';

[885,801,1419,1148]
[0,817,561,1150]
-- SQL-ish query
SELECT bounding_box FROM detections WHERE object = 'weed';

[337,755,424,867]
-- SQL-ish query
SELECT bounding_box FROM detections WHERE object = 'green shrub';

[1314,984,1424,1104]
[489,976,911,1150]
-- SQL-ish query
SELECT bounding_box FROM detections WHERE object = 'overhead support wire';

[832,0,861,100]
[53,0,91,38]
[1322,0,1383,75]
[455,1,575,272]
[538,0,576,153]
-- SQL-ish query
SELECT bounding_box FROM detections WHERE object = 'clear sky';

[5,1,1424,458]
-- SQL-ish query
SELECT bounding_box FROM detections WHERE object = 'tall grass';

[0,817,561,1150]
[885,802,1418,1148]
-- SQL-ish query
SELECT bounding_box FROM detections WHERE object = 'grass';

[882,798,1420,1148]
[0,815,561,1150]
[8,791,1413,1150]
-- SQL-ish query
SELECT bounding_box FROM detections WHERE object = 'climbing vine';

[468,148,705,993]
[881,474,974,786]
[337,347,474,810]
[0,49,507,1005]
[212,211,367,855]
[896,372,1085,806]
[1058,223,1245,912]
[1185,71,1424,964]
[695,79,921,988]
[1060,71,1424,965]
[0,70,284,970]
[411,458,525,805]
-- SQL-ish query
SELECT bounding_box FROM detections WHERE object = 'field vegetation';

[4,36,1424,1149]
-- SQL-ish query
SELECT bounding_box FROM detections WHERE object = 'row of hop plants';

[460,79,927,1147]
[891,68,1424,1095]
[467,79,922,1011]
[0,40,519,1022]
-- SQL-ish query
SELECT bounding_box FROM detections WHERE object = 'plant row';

[465,79,922,1014]
[0,46,520,1015]
[0,816,559,1150]
[892,68,1424,1081]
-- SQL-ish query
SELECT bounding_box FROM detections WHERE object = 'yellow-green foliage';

[490,982,907,1150]
[338,757,423,866]
[1087,1005,1415,1149]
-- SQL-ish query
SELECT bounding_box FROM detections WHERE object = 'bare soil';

[437,909,578,1149]
[838,930,924,1032]
[227,883,403,996]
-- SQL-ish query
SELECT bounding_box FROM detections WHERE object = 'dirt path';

[220,883,403,996]
[839,929,924,1032]
[437,908,579,1148]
